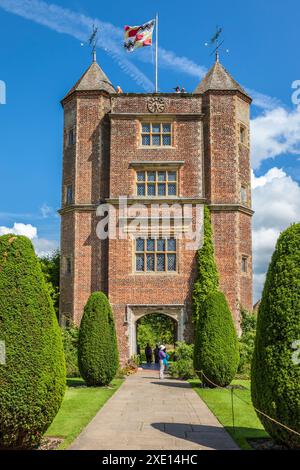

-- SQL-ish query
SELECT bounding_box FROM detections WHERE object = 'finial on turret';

[89,24,98,63]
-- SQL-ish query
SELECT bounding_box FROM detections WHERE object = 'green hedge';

[192,206,219,323]
[78,292,119,386]
[62,325,80,377]
[194,291,239,387]
[169,342,196,380]
[0,235,66,449]
[251,224,300,448]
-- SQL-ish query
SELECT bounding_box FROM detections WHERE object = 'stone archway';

[126,304,186,357]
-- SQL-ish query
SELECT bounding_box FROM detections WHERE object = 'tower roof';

[63,61,115,100]
[194,59,250,99]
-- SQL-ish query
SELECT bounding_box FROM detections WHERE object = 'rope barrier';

[195,370,300,438]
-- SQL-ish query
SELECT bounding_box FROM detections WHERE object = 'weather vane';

[88,24,98,62]
[205,26,229,61]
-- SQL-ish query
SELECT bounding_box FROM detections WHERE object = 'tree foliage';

[192,206,219,322]
[251,224,300,448]
[137,314,176,349]
[0,235,65,449]
[194,291,239,387]
[39,250,60,317]
[78,292,119,386]
[62,325,80,377]
[237,307,257,377]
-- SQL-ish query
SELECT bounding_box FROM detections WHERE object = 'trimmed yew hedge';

[194,291,239,387]
[78,292,119,386]
[0,235,66,449]
[251,224,300,448]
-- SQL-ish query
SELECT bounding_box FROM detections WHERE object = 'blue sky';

[0,0,300,301]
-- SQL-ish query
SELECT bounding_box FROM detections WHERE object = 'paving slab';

[69,368,239,450]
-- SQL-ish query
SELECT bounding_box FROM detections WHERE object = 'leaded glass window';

[135,170,178,196]
[141,122,172,146]
[135,238,177,273]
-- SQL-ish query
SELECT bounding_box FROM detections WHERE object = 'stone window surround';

[241,255,249,274]
[134,236,178,274]
[65,184,74,205]
[130,161,184,199]
[139,119,174,148]
[238,122,249,148]
[65,126,76,148]
[240,184,248,205]
[135,169,178,197]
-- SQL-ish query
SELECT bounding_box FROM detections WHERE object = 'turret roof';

[63,61,115,100]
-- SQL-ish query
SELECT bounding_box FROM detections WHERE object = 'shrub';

[78,292,119,386]
[116,355,140,378]
[251,224,300,448]
[0,235,66,449]
[167,349,175,361]
[194,291,239,387]
[169,342,196,380]
[237,308,257,377]
[192,206,219,322]
[62,325,80,377]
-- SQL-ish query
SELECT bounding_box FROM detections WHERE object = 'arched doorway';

[126,304,186,357]
[136,313,178,358]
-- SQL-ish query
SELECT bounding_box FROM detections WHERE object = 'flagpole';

[155,13,158,93]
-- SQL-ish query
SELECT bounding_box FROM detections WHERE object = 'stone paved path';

[69,368,239,450]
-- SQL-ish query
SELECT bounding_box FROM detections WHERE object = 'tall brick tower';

[59,56,253,361]
[194,56,253,329]
[60,60,115,325]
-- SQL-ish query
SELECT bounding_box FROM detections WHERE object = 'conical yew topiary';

[0,235,66,449]
[194,291,239,387]
[251,224,300,448]
[78,292,119,386]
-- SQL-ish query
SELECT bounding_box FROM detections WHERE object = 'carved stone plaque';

[147,97,166,113]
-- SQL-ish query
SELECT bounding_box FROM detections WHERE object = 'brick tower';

[195,56,253,328]
[59,56,253,361]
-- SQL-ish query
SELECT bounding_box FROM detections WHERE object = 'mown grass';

[190,379,269,450]
[46,377,123,449]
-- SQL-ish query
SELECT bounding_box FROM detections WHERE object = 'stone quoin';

[59,58,253,363]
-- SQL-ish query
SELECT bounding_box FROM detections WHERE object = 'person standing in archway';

[154,344,160,368]
[159,345,167,379]
[145,343,153,366]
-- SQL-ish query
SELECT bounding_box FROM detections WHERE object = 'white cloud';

[33,237,59,257]
[0,222,58,256]
[0,222,37,239]
[252,167,300,301]
[251,106,300,169]
[246,88,282,111]
[156,47,206,79]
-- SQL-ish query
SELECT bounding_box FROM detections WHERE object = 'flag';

[124,19,155,52]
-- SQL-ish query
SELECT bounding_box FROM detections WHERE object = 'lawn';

[46,377,124,449]
[189,379,269,450]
